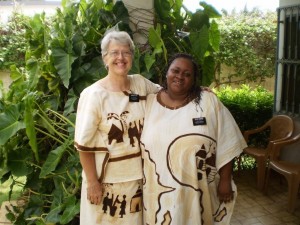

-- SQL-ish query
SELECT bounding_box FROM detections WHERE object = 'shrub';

[0,12,28,70]
[214,84,274,132]
[214,10,277,86]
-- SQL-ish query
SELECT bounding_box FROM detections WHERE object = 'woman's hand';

[87,181,103,205]
[218,160,234,203]
[217,179,234,203]
[79,152,103,205]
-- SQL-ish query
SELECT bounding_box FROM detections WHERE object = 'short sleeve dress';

[141,91,247,225]
[74,74,159,225]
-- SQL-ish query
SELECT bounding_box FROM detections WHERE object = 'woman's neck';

[159,89,189,109]
[100,75,130,92]
[164,89,189,102]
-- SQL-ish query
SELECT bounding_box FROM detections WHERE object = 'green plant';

[151,0,221,85]
[214,84,274,132]
[0,12,28,70]
[214,10,277,86]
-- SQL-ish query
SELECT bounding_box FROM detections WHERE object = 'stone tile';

[232,170,300,225]
[257,215,282,224]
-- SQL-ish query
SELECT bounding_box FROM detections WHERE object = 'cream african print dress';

[74,74,159,225]
[141,91,247,225]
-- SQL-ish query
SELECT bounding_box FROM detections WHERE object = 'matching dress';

[141,91,247,225]
[74,74,159,225]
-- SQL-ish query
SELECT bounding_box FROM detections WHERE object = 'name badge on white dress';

[129,94,140,102]
[193,117,206,126]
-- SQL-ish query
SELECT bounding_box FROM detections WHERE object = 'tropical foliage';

[214,9,277,86]
[0,12,28,70]
[214,84,274,132]
[0,0,221,224]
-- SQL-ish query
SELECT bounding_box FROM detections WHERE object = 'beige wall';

[119,0,154,45]
[211,64,275,92]
[0,71,11,97]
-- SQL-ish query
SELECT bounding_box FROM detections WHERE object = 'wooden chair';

[238,115,294,190]
[264,133,300,213]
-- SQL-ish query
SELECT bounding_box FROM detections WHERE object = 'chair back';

[270,132,300,160]
[264,115,294,159]
[267,115,293,142]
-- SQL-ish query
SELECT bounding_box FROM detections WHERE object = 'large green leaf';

[148,25,167,63]
[188,10,209,31]
[131,48,141,74]
[60,196,80,224]
[64,90,78,116]
[209,20,220,52]
[24,94,39,162]
[99,9,115,26]
[46,204,63,224]
[144,53,156,72]
[149,26,162,48]
[26,57,41,90]
[52,47,77,88]
[72,33,86,56]
[24,194,44,219]
[7,147,32,176]
[202,55,215,86]
[0,104,25,145]
[154,0,171,23]
[200,1,221,18]
[190,25,209,60]
[39,139,72,178]
[113,1,130,24]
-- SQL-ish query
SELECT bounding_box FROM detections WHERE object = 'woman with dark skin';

[141,53,247,225]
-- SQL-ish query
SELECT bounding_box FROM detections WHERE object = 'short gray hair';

[101,31,135,57]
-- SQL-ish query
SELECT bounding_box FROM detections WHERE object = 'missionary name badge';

[193,117,206,126]
[129,94,140,102]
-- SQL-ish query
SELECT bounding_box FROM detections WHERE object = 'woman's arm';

[217,160,234,203]
[79,151,103,205]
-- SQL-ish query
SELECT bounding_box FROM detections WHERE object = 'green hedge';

[214,84,274,132]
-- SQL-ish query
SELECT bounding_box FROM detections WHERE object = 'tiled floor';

[231,169,300,225]
[1,169,300,225]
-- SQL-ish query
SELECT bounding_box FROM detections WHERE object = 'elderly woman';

[141,53,247,225]
[74,31,159,225]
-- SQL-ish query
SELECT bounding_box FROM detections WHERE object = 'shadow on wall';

[210,64,275,92]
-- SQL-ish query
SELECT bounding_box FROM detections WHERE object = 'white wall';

[279,0,300,7]
[119,0,154,45]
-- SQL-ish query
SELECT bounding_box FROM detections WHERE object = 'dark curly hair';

[162,53,202,105]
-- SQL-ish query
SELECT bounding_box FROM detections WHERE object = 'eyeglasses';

[107,51,133,58]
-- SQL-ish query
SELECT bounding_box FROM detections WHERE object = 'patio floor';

[231,169,300,225]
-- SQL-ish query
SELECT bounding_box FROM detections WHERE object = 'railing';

[275,4,300,117]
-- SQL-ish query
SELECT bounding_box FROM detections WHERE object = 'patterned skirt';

[80,179,142,225]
